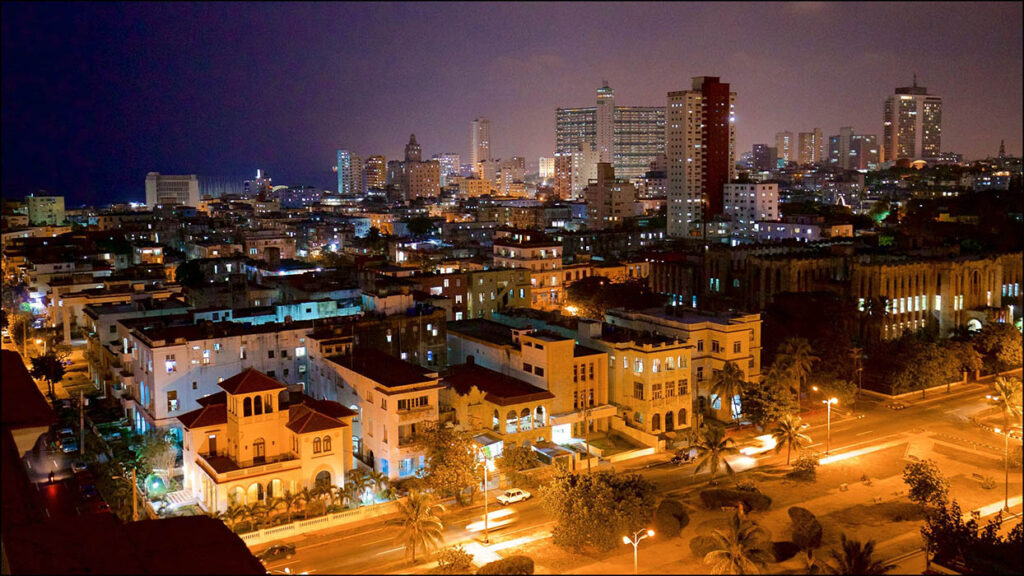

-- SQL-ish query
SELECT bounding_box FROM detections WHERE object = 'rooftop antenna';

[912,73,917,88]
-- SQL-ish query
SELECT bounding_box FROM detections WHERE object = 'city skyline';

[2,2,1022,205]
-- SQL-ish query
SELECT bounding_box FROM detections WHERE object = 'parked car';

[71,461,89,473]
[58,429,78,454]
[887,402,906,411]
[496,488,531,505]
[257,544,295,562]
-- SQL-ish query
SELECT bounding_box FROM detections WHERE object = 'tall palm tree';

[213,503,246,532]
[824,533,896,575]
[703,512,774,574]
[368,470,389,501]
[279,491,303,523]
[378,480,398,502]
[347,469,375,505]
[772,414,811,465]
[710,361,747,422]
[992,376,1022,511]
[341,480,361,509]
[395,490,446,564]
[243,503,266,532]
[693,425,739,485]
[777,338,820,400]
[298,486,317,519]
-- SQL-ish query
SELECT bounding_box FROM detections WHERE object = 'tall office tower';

[585,162,636,230]
[775,132,795,166]
[850,135,879,170]
[553,153,572,199]
[337,150,352,194]
[538,157,555,179]
[556,84,664,181]
[471,117,491,165]
[595,82,615,163]
[571,142,600,199]
[364,155,386,191]
[828,126,855,169]
[797,129,825,165]
[349,154,364,195]
[814,127,825,164]
[882,77,942,162]
[431,153,460,186]
[405,134,422,163]
[751,144,776,172]
[666,76,736,237]
[145,173,200,207]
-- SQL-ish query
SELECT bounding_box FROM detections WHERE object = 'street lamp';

[476,447,496,545]
[994,427,1011,512]
[112,467,141,522]
[822,397,838,455]
[622,529,654,575]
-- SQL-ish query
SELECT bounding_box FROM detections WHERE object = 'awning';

[549,404,617,426]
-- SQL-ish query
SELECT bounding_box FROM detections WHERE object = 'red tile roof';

[285,392,357,419]
[197,391,227,407]
[217,368,286,395]
[286,404,346,434]
[176,403,227,430]
[444,363,555,406]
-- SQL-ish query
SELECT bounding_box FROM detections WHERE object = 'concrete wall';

[239,497,405,547]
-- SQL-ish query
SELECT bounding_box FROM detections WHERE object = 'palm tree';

[992,376,1022,511]
[265,496,287,526]
[279,491,303,523]
[777,338,820,400]
[242,503,265,532]
[341,480,361,509]
[347,469,375,505]
[213,503,246,532]
[710,361,747,422]
[395,490,446,564]
[824,533,896,575]
[703,512,774,574]
[368,470,389,502]
[772,414,811,465]
[378,480,398,502]
[298,486,317,519]
[693,425,739,485]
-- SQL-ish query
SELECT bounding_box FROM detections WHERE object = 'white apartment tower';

[775,132,795,166]
[145,173,200,207]
[723,181,779,237]
[571,142,600,199]
[471,117,492,165]
[883,77,942,162]
[595,82,615,163]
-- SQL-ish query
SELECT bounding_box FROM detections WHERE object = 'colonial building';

[178,369,355,513]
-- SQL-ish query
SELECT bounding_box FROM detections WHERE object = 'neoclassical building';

[178,368,355,513]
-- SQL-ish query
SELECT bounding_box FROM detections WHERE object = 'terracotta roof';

[217,368,286,395]
[444,363,555,407]
[197,391,227,407]
[176,403,227,430]
[329,347,438,388]
[286,405,346,434]
[1,350,57,430]
[285,392,357,419]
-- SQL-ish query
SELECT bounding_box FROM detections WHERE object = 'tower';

[883,78,942,162]
[471,118,491,165]
[595,82,615,164]
[405,134,422,163]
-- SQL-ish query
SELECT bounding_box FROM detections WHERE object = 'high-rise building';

[538,157,555,179]
[828,127,878,170]
[405,134,422,163]
[723,181,778,237]
[797,129,825,165]
[337,150,352,195]
[751,145,777,172]
[408,161,441,199]
[775,132,795,167]
[814,128,825,165]
[350,154,363,195]
[364,155,387,191]
[666,76,736,237]
[553,153,572,200]
[431,153,460,187]
[556,84,665,181]
[883,77,942,162]
[25,193,65,225]
[585,163,636,230]
[571,142,600,199]
[471,118,491,165]
[145,173,199,207]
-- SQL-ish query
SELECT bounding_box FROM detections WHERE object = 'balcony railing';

[397,405,434,423]
[196,451,300,481]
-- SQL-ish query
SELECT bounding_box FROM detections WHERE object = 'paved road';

[256,377,1021,574]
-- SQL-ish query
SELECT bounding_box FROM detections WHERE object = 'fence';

[609,416,665,450]
[858,367,1021,402]
[239,497,406,548]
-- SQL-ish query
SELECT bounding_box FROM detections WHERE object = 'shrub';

[653,499,690,537]
[790,451,820,479]
[772,540,802,562]
[735,479,759,493]
[699,489,772,511]
[788,506,822,549]
[902,459,949,506]
[476,555,534,575]
[980,476,997,490]
[689,535,719,558]
[436,545,474,574]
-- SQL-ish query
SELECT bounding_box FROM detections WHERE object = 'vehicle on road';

[670,448,696,466]
[58,428,78,453]
[71,461,88,473]
[887,402,906,410]
[78,499,112,515]
[496,488,531,505]
[257,544,295,562]
[466,508,519,533]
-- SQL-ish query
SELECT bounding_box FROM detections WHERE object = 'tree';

[702,512,774,575]
[406,217,437,238]
[542,471,656,552]
[653,498,690,538]
[298,486,317,519]
[992,376,1022,511]
[279,490,303,523]
[693,425,739,485]
[368,469,389,501]
[777,338,819,399]
[772,414,810,466]
[476,556,534,575]
[824,534,896,575]
[710,361,747,421]
[739,366,796,429]
[173,259,207,288]
[788,507,823,550]
[418,423,482,502]
[495,443,537,488]
[30,351,67,398]
[139,432,178,486]
[974,322,1024,373]
[346,468,374,505]
[395,490,446,564]
[435,545,474,574]
[902,459,950,508]
[922,499,1023,574]
[564,276,665,320]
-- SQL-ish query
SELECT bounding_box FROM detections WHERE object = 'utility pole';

[80,390,85,458]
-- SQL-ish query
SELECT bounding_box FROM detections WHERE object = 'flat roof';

[447,318,516,347]
[328,347,438,388]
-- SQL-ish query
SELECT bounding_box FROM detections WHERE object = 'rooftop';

[217,368,286,395]
[328,347,439,388]
[447,318,517,347]
[444,363,555,406]
[1,350,57,432]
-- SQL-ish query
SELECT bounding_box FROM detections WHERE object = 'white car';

[496,488,531,505]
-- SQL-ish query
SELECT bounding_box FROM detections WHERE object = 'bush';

[735,479,759,493]
[980,476,997,490]
[689,535,719,558]
[436,545,474,574]
[790,452,820,479]
[699,489,772,511]
[772,541,802,562]
[788,506,822,550]
[476,555,534,575]
[653,499,690,538]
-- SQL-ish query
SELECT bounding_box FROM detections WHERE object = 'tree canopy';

[417,423,482,502]
[542,471,656,552]
[564,277,665,320]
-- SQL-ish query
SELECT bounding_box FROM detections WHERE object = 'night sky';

[3,2,1021,206]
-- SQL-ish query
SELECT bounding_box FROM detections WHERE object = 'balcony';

[196,451,300,482]
[397,404,434,423]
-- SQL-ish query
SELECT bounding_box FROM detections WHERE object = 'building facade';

[145,173,200,207]
[883,78,942,162]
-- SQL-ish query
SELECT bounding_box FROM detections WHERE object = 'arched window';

[313,437,322,453]
[229,486,245,506]
[534,406,546,427]
[247,482,264,503]
[254,396,263,415]
[253,438,265,463]
[264,395,272,413]
[652,413,661,431]
[492,409,500,431]
[322,435,332,452]
[506,410,518,434]
[268,478,282,500]
[519,408,532,431]
[314,470,331,489]
[678,408,687,426]
[243,397,252,417]
[665,410,675,432]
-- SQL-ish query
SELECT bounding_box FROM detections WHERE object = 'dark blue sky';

[3,2,1022,206]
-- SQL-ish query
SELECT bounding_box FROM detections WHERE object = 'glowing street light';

[622,529,654,575]
[822,397,838,455]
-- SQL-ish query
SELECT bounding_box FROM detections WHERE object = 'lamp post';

[994,427,1010,512]
[113,467,139,521]
[477,447,496,545]
[822,397,838,455]
[622,529,654,575]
